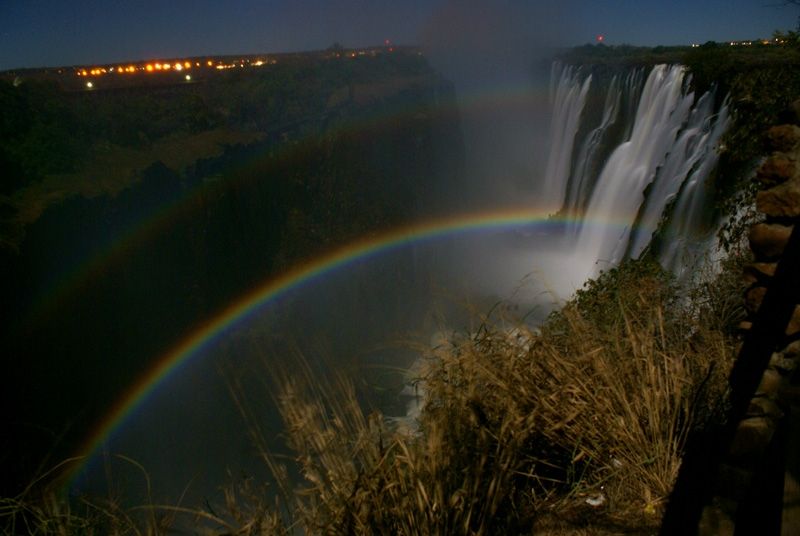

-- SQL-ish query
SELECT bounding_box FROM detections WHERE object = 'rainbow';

[23,77,550,333]
[63,206,632,489]
[52,73,557,488]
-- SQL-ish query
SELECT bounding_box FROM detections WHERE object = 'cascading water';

[561,68,645,230]
[656,98,730,276]
[542,63,593,207]
[543,61,730,284]
[384,60,733,437]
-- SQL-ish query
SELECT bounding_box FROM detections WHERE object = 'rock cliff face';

[744,120,800,336]
[688,103,800,535]
[0,63,465,497]
[756,127,800,220]
[720,113,800,534]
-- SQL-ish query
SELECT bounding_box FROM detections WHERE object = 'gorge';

[3,40,799,533]
[78,56,733,504]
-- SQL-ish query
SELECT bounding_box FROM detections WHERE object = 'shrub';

[235,258,738,534]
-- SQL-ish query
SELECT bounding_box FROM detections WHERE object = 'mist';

[63,4,585,506]
[3,0,738,516]
[420,0,577,207]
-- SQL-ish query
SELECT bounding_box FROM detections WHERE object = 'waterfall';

[564,68,647,227]
[562,75,621,222]
[543,61,730,282]
[542,62,592,207]
[657,97,730,276]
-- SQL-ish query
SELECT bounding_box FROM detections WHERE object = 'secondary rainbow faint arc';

[27,79,550,330]
[65,206,583,484]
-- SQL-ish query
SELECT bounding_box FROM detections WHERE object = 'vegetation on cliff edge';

[1,252,747,534]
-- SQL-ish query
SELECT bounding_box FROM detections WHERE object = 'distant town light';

[596,34,605,43]
[174,63,183,71]
[185,74,191,81]
[146,64,154,72]
[86,81,93,89]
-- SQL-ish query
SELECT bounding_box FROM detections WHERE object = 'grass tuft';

[2,257,742,534]
[229,257,739,534]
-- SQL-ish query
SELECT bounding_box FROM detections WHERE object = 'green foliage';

[248,253,737,534]
[0,80,87,188]
[563,258,676,327]
[1,248,744,534]
[559,42,800,249]
[0,51,434,196]
[557,43,689,68]
[682,46,800,241]
[773,28,800,47]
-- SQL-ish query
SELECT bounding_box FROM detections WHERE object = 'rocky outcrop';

[698,101,800,536]
[749,222,794,259]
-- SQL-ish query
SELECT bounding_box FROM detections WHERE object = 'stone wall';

[698,109,800,535]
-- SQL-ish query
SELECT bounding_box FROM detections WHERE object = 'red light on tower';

[596,34,605,43]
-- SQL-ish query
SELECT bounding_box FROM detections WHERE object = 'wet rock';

[756,176,800,218]
[746,396,784,419]
[744,285,767,313]
[748,223,793,259]
[699,499,736,536]
[715,466,753,503]
[743,262,777,285]
[783,339,800,358]
[755,368,782,399]
[766,124,800,152]
[755,153,796,186]
[788,98,800,125]
[729,416,775,467]
[786,304,800,337]
[769,351,796,373]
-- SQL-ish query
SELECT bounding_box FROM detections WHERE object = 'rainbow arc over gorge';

[26,78,552,330]
[64,206,637,490]
[56,76,575,488]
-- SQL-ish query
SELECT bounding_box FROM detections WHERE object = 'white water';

[542,63,592,207]
[657,98,730,276]
[562,74,621,223]
[558,68,646,228]
[542,62,730,286]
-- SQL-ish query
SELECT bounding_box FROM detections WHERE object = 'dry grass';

[0,456,238,535]
[215,259,737,535]
[2,259,740,534]
[1,128,263,249]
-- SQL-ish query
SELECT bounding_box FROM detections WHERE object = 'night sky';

[0,0,796,70]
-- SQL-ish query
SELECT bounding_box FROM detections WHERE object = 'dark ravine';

[0,55,465,498]
[5,42,800,532]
